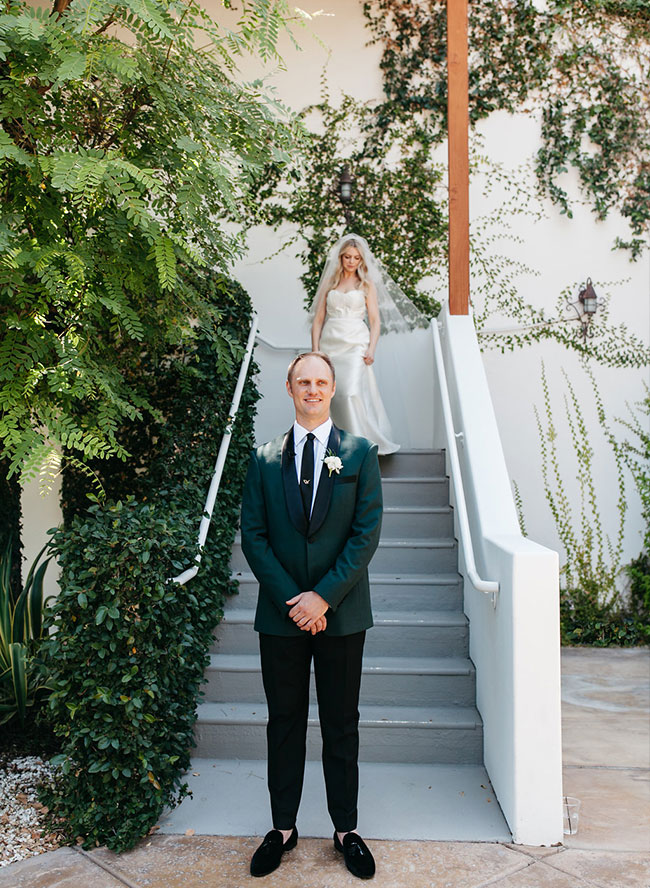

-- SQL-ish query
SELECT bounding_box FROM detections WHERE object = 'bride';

[310,234,425,455]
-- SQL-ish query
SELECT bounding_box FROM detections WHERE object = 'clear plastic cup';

[563,796,581,835]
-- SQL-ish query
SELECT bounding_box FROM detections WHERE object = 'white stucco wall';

[214,0,649,573]
[20,475,62,603]
[472,110,649,570]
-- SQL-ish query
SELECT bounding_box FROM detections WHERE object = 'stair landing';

[157,759,510,841]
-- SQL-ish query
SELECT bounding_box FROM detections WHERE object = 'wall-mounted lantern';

[567,277,599,342]
[336,165,355,226]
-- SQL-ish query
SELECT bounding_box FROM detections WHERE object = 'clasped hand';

[286,590,329,634]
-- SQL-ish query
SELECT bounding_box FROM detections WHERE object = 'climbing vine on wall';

[465,153,650,369]
[363,0,650,258]
[253,93,447,316]
[254,95,649,368]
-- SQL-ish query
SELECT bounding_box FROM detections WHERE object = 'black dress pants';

[259,630,366,833]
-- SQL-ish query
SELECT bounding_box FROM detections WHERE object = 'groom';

[240,351,383,880]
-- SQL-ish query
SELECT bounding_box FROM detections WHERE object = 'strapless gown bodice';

[324,288,367,320]
[319,288,399,455]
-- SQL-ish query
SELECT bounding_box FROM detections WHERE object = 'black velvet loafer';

[250,826,298,877]
[334,831,376,879]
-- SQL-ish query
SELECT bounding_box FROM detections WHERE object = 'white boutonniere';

[323,449,343,477]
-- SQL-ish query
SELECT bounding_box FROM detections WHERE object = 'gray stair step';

[373,539,458,573]
[363,574,464,610]
[228,572,464,611]
[193,702,483,763]
[211,609,468,657]
[382,477,449,507]
[199,444,484,776]
[230,537,458,575]
[379,450,445,477]
[202,654,476,706]
[381,506,453,538]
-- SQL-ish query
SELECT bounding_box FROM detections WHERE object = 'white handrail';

[171,314,259,586]
[431,318,499,607]
[255,333,310,352]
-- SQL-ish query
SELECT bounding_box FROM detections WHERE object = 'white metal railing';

[255,333,310,353]
[171,314,259,586]
[431,318,499,607]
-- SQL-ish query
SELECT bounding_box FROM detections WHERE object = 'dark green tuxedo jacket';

[240,425,383,636]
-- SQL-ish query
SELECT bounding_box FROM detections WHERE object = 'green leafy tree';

[0,0,300,481]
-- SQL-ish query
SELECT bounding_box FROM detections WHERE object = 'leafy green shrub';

[60,270,260,620]
[539,373,650,646]
[626,553,650,626]
[536,363,627,611]
[42,501,207,848]
[560,582,649,647]
[0,543,51,726]
[43,272,259,850]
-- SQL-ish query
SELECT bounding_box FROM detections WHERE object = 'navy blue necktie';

[300,432,315,518]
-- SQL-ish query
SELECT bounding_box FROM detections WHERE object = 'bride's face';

[340,246,362,275]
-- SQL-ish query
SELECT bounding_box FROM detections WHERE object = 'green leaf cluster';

[0,0,300,480]
[560,584,649,646]
[363,0,650,257]
[41,272,259,851]
[42,500,203,848]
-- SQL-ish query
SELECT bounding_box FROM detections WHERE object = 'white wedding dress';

[319,288,400,455]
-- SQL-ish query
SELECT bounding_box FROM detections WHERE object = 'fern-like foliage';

[0,0,300,479]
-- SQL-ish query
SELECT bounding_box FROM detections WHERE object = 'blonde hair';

[287,351,336,384]
[327,238,370,293]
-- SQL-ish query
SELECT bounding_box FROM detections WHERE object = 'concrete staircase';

[194,449,483,768]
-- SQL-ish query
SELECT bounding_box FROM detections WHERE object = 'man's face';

[286,355,336,428]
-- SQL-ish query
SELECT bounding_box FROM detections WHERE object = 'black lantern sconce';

[336,165,355,226]
[567,277,599,342]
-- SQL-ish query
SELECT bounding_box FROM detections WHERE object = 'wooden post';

[447,0,469,315]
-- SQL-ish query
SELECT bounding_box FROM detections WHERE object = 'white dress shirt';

[293,418,332,516]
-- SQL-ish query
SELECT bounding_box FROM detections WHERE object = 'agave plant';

[0,542,52,726]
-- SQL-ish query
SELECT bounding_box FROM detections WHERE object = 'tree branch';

[161,0,193,76]
[51,0,73,19]
[93,10,118,36]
